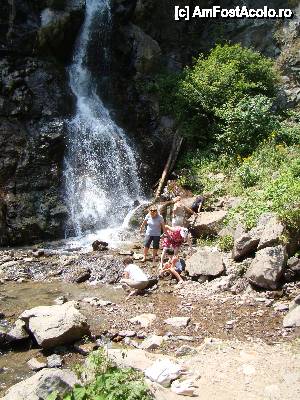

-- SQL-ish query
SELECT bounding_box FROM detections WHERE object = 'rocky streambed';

[0,239,299,399]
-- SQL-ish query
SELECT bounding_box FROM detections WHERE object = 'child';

[160,249,186,283]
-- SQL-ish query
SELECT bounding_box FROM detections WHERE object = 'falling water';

[64,0,143,240]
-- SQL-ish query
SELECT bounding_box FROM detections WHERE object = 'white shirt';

[124,264,148,282]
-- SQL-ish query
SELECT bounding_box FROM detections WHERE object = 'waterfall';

[64,0,143,240]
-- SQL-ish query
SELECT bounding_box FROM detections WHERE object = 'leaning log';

[155,133,183,200]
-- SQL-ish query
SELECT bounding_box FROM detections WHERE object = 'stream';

[0,280,124,393]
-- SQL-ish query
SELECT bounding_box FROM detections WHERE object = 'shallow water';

[0,280,124,393]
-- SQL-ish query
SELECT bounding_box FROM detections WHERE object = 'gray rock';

[175,345,197,357]
[1,368,78,400]
[124,24,161,74]
[145,359,183,387]
[283,295,300,327]
[257,216,285,250]
[7,319,29,342]
[245,246,287,290]
[190,211,227,237]
[27,357,47,371]
[19,301,90,349]
[289,294,300,313]
[232,224,260,260]
[118,330,136,337]
[47,354,63,368]
[186,247,224,277]
[164,317,190,328]
[287,257,300,273]
[140,335,164,350]
[69,267,91,283]
[129,313,157,328]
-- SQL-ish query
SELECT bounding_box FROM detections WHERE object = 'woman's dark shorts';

[144,235,160,249]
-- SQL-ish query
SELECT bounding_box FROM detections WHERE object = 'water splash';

[64,0,143,240]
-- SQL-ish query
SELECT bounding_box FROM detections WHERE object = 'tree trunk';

[155,133,183,200]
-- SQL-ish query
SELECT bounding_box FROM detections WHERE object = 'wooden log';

[155,133,183,200]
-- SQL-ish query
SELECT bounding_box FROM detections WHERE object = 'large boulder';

[186,247,225,278]
[19,301,90,348]
[283,294,300,328]
[245,245,287,290]
[190,211,227,237]
[232,224,260,261]
[1,368,78,400]
[257,215,285,250]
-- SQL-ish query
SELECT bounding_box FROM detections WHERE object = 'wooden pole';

[155,132,183,200]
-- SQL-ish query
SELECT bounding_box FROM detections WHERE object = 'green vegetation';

[178,136,300,230]
[218,235,234,252]
[150,44,279,155]
[146,43,299,233]
[196,234,234,252]
[47,348,153,400]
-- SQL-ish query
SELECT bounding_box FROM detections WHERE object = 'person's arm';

[197,200,203,213]
[161,219,167,234]
[171,256,179,268]
[140,219,147,233]
[164,224,177,232]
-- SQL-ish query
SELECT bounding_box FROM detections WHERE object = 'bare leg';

[152,248,158,262]
[160,248,167,269]
[142,247,149,262]
[169,267,183,282]
[174,246,180,256]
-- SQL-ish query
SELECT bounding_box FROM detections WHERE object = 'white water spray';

[64,0,143,241]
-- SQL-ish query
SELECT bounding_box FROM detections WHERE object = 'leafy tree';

[158,44,279,155]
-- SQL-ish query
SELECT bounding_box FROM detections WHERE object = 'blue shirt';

[145,213,164,236]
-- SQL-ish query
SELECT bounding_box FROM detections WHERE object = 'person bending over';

[160,225,188,269]
[120,257,149,299]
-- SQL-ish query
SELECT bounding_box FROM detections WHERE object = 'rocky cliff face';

[0,0,84,245]
[108,0,300,180]
[0,0,299,245]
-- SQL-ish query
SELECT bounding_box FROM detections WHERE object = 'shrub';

[156,44,279,153]
[47,349,153,400]
[237,163,260,188]
[218,235,234,252]
[215,95,280,155]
